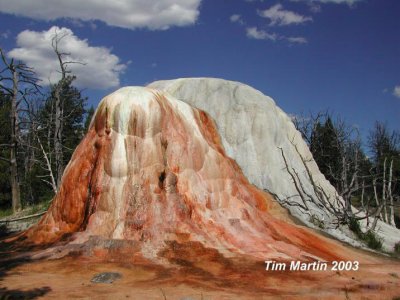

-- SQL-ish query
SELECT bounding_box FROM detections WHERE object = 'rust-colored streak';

[194,110,226,155]
[24,128,100,244]
[2,87,399,300]
[8,87,394,268]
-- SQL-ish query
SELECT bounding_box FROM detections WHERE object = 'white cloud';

[0,0,201,30]
[1,30,11,39]
[311,0,362,4]
[258,4,312,26]
[308,3,322,13]
[291,0,363,5]
[246,27,277,41]
[286,36,308,44]
[393,86,400,98]
[8,26,126,89]
[245,27,308,45]
[230,14,243,24]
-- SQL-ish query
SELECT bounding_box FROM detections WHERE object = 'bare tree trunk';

[387,159,395,226]
[52,32,67,188]
[372,178,383,222]
[1,48,40,213]
[37,135,58,194]
[47,98,53,155]
[382,158,387,222]
[24,122,34,204]
[341,157,351,215]
[50,29,85,188]
[371,203,384,231]
[360,180,365,209]
[360,180,369,226]
[10,68,21,213]
[52,31,70,188]
[366,195,370,227]
[54,85,64,187]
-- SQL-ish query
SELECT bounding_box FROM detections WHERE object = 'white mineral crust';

[148,78,399,251]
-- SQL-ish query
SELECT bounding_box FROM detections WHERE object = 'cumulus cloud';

[258,4,312,26]
[393,86,400,98]
[8,26,126,89]
[246,27,277,41]
[0,0,201,30]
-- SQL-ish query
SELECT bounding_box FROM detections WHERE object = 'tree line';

[294,112,400,231]
[0,30,398,239]
[0,32,94,213]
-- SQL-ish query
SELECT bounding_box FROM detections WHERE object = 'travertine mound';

[148,78,400,250]
[23,87,349,262]
[3,85,399,300]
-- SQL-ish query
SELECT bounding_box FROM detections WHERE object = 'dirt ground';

[1,242,399,300]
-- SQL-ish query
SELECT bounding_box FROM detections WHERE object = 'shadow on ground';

[0,287,51,300]
[0,231,52,300]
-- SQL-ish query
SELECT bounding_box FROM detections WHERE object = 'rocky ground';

[1,84,399,299]
[1,231,399,300]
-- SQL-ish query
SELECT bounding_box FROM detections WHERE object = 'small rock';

[91,272,122,283]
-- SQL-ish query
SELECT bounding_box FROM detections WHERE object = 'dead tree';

[52,32,67,188]
[388,159,395,226]
[278,143,342,229]
[50,29,85,187]
[368,121,399,227]
[23,97,58,194]
[369,158,397,228]
[278,137,384,231]
[0,48,40,212]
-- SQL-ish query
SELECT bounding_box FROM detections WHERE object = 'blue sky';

[0,0,399,145]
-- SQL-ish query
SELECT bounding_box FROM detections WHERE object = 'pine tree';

[0,93,11,209]
[84,106,95,131]
[310,117,342,189]
[34,77,88,193]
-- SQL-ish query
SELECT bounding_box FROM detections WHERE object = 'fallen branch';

[0,211,46,223]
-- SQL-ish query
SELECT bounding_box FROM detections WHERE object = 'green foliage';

[0,74,89,211]
[348,217,382,250]
[348,217,362,236]
[21,164,54,205]
[310,117,341,188]
[0,199,50,220]
[394,242,400,254]
[0,93,11,209]
[85,106,95,131]
[310,214,325,229]
[38,77,88,166]
[0,207,13,218]
[368,122,400,198]
[308,115,369,198]
[25,199,51,215]
[60,82,88,164]
[363,230,383,250]
[299,113,399,231]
